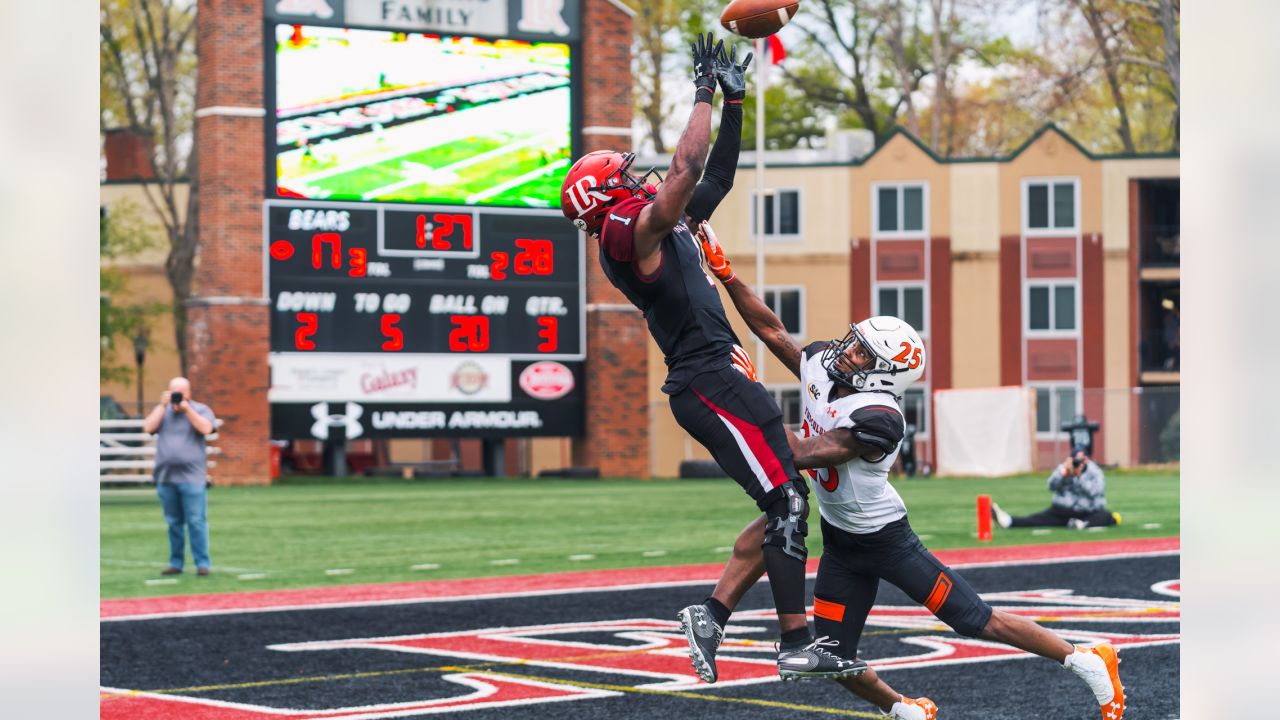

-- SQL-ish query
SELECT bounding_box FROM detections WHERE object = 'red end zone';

[101,536,1178,621]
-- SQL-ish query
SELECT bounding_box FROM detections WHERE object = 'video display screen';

[272,25,573,208]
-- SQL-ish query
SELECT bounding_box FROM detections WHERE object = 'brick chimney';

[103,128,156,181]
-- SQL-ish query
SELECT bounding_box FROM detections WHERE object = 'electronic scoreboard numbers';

[266,199,585,439]
[267,201,582,356]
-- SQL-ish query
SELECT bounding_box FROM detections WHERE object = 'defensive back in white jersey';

[798,346,909,534]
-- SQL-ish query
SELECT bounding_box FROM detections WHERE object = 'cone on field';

[977,495,993,542]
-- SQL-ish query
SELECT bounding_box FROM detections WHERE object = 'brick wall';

[191,0,270,484]
[569,0,650,477]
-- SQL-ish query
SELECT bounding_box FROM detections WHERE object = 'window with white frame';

[768,386,803,431]
[902,386,928,436]
[1025,180,1077,231]
[1026,282,1077,333]
[876,285,926,333]
[751,189,801,238]
[1033,385,1079,435]
[764,287,804,336]
[875,184,926,234]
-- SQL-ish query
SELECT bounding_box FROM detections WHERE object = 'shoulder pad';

[847,405,905,453]
[802,341,832,361]
[599,197,648,261]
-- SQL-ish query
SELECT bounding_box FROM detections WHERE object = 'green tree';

[100,201,169,384]
[741,82,829,150]
[100,0,198,371]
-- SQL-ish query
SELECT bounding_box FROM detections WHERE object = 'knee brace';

[762,481,809,563]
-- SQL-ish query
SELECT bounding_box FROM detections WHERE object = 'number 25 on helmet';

[560,151,658,235]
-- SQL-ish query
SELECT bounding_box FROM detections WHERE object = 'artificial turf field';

[101,471,1178,598]
[101,542,1179,719]
[101,472,1179,718]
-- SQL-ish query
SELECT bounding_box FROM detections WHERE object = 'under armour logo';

[310,402,364,440]
[517,0,571,36]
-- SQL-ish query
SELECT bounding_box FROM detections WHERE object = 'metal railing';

[99,418,223,484]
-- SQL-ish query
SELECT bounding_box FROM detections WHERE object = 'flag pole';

[753,36,767,383]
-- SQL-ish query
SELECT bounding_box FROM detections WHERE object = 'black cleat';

[677,604,724,683]
[777,636,869,681]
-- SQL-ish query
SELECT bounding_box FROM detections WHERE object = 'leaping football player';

[685,221,1127,720]
[558,33,854,679]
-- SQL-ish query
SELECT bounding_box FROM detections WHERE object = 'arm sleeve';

[1047,469,1063,491]
[684,103,743,225]
[835,405,905,455]
[598,197,649,262]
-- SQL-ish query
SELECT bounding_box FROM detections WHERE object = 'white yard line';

[359,133,558,200]
[465,157,569,204]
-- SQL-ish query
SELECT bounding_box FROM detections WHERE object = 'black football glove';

[691,31,722,104]
[715,42,752,103]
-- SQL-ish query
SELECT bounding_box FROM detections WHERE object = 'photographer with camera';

[142,377,218,576]
[991,445,1121,530]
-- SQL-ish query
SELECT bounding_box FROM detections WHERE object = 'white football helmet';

[821,316,926,395]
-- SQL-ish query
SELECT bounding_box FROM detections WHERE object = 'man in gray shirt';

[991,446,1121,530]
[143,376,217,575]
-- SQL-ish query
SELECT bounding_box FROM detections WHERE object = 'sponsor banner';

[269,353,511,403]
[273,397,583,438]
[268,0,580,41]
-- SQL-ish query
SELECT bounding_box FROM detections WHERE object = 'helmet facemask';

[821,324,909,394]
[588,152,658,203]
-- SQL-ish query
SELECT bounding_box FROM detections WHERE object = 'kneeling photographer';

[991,445,1121,530]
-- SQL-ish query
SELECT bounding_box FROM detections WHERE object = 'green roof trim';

[860,123,1178,165]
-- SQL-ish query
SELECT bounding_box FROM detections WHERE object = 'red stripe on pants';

[691,387,790,489]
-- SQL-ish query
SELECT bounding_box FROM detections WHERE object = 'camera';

[170,391,184,405]
[1072,456,1084,469]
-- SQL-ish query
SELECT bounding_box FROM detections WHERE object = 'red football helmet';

[560,150,657,235]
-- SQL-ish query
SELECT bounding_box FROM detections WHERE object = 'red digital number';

[420,213,473,251]
[348,247,367,277]
[295,312,318,351]
[311,233,341,269]
[536,316,558,352]
[381,314,403,351]
[490,251,509,281]
[513,238,554,275]
[448,315,490,352]
[415,215,429,249]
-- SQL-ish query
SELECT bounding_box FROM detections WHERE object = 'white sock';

[1064,647,1114,704]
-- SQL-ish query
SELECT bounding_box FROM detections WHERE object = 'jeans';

[156,482,210,569]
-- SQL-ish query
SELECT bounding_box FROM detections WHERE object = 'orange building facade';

[644,126,1179,474]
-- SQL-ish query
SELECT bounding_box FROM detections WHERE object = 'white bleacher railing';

[99,418,223,484]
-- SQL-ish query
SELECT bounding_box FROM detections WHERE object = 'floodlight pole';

[753,37,767,383]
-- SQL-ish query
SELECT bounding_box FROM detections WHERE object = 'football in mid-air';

[719,0,799,39]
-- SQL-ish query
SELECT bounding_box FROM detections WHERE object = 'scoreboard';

[266,199,585,439]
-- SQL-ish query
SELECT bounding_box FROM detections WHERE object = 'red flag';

[765,34,786,64]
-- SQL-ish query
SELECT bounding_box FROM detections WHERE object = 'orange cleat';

[1073,644,1125,720]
